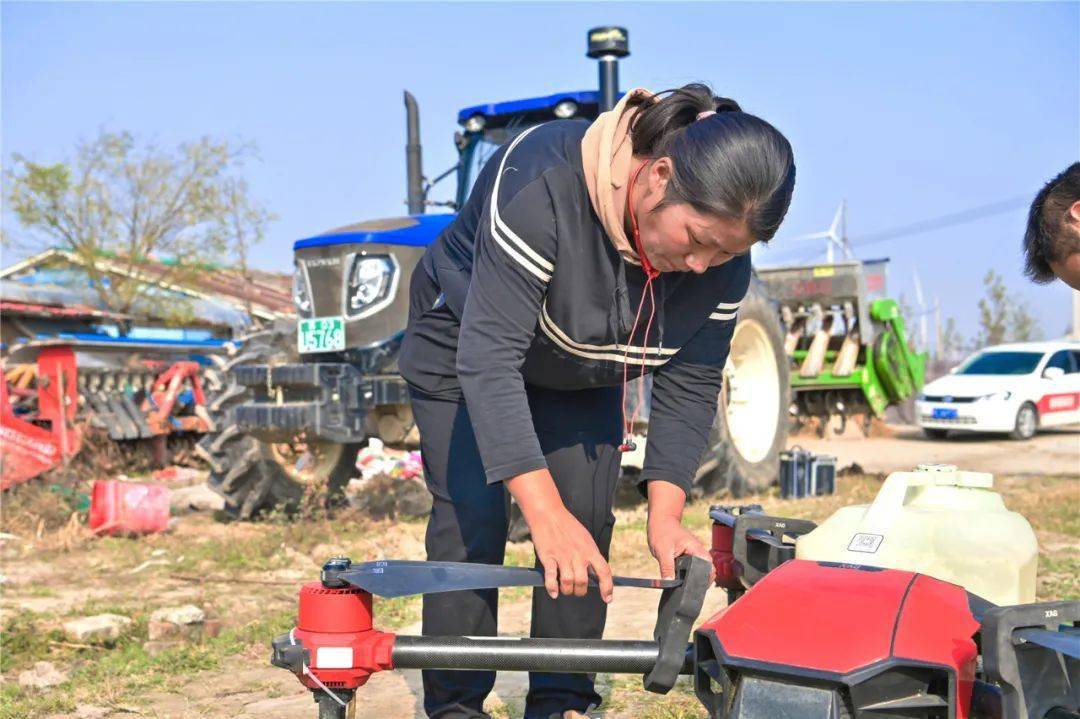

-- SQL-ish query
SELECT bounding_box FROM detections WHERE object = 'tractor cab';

[452,90,608,208]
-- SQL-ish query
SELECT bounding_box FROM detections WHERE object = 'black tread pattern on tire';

[197,328,286,518]
[198,321,367,519]
[699,280,791,497]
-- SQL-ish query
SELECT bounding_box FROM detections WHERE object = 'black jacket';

[400,120,750,496]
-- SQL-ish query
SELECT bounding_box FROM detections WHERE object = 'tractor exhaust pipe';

[587,26,630,113]
[404,91,424,215]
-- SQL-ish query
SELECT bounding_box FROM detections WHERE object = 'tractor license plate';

[298,316,345,354]
[932,408,958,420]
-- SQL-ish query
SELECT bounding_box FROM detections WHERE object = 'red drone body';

[696,560,981,717]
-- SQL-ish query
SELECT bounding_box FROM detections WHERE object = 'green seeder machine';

[757,260,927,434]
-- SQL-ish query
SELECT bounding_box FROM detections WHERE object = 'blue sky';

[2,1,1078,342]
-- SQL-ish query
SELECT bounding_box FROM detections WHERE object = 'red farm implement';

[0,347,81,488]
[1,335,227,488]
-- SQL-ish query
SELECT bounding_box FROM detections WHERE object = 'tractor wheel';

[197,321,358,519]
[698,282,790,496]
[216,437,362,519]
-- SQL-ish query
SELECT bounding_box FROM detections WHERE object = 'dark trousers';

[409,384,623,719]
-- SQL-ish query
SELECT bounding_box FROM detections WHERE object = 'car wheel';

[1010,402,1038,441]
[923,428,948,440]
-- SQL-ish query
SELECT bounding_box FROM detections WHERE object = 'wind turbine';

[781,201,854,263]
[934,296,943,360]
[912,268,929,353]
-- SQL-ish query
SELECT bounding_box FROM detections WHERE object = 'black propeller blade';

[337,560,681,598]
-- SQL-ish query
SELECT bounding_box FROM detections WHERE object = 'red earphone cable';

[619,162,660,452]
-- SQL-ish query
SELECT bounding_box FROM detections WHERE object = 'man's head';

[1024,162,1080,289]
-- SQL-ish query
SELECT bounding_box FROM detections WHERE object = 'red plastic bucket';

[88,480,171,536]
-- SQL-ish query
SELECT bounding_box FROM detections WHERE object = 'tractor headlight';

[293,267,313,317]
[553,100,579,119]
[345,255,396,318]
[464,114,486,133]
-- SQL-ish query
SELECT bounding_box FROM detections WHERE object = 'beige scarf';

[580,88,655,263]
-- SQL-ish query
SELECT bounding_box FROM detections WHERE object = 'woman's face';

[631,157,755,274]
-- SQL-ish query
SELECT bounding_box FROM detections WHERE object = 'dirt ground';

[795,424,1079,476]
[1,424,1076,719]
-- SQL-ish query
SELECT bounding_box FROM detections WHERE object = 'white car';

[917,341,1080,440]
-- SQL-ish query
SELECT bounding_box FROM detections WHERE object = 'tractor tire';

[197,320,359,519]
[697,282,790,497]
[218,438,363,519]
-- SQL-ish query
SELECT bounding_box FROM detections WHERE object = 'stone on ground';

[62,613,132,642]
[150,604,205,625]
[148,604,207,641]
[18,661,68,690]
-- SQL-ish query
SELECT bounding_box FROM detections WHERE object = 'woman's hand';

[646,479,715,582]
[506,469,614,603]
[529,505,614,602]
[647,515,712,580]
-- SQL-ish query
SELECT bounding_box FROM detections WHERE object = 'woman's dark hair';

[626,83,796,243]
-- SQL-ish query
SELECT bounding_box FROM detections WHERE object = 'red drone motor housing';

[290,582,396,690]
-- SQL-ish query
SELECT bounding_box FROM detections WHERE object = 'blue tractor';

[199,27,791,518]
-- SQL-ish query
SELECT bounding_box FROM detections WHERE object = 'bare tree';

[223,176,274,321]
[1009,302,1043,342]
[974,269,1043,348]
[938,316,966,363]
[5,130,271,326]
[975,270,1010,347]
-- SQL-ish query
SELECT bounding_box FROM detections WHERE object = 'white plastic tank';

[795,464,1038,605]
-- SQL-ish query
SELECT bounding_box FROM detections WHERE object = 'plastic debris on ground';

[354,438,423,481]
[151,465,205,486]
[348,439,430,518]
[88,479,171,535]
